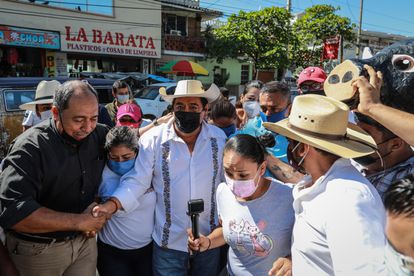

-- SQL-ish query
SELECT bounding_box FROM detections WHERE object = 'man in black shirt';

[0,80,109,276]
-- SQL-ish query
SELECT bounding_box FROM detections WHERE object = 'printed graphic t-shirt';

[217,180,295,276]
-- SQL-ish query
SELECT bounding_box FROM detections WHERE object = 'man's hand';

[187,228,210,253]
[76,203,108,235]
[352,64,383,115]
[268,257,292,276]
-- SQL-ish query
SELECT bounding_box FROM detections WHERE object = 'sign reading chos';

[62,25,160,58]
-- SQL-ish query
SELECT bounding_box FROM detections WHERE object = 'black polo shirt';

[0,119,108,237]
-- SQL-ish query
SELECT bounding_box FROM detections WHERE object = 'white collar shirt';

[113,119,226,252]
[291,158,387,276]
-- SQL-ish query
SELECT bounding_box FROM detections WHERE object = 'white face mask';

[117,94,129,104]
[243,100,261,119]
[40,110,52,121]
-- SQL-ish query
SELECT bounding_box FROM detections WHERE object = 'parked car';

[134,82,177,120]
[0,77,115,160]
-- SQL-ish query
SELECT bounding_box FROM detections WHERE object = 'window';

[3,89,35,111]
[241,65,250,85]
[164,14,187,36]
[17,0,114,16]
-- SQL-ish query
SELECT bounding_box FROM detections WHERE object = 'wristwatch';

[153,118,159,126]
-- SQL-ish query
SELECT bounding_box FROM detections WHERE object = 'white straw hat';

[159,80,220,103]
[263,94,377,158]
[19,80,61,112]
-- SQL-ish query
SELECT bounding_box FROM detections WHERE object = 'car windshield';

[3,90,35,111]
[135,86,175,100]
[135,87,160,100]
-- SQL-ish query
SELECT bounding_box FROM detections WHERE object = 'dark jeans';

[97,239,153,276]
[152,242,220,276]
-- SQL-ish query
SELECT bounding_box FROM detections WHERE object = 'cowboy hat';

[263,94,377,158]
[19,80,61,112]
[159,80,220,103]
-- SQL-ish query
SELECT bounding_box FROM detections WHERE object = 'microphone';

[187,199,204,239]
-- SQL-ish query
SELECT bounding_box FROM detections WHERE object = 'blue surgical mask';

[108,158,135,176]
[117,94,129,104]
[265,109,287,123]
[220,124,236,137]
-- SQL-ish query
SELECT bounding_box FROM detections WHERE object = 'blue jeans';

[153,242,220,276]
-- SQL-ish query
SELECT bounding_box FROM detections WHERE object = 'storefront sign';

[0,25,60,49]
[45,52,68,77]
[61,26,160,58]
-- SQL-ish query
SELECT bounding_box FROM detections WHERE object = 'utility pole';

[286,0,291,12]
[356,0,364,58]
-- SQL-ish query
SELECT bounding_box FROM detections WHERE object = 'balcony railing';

[159,0,199,7]
[163,34,205,53]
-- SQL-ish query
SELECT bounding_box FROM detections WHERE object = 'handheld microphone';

[187,199,204,239]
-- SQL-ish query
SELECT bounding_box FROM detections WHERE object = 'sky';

[200,0,414,38]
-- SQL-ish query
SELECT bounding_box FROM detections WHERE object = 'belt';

[10,231,79,244]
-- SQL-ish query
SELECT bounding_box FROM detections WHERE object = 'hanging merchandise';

[7,48,19,65]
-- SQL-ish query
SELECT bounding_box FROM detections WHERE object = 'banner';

[323,36,340,60]
[0,25,60,49]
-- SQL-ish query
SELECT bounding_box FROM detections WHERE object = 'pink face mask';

[224,168,262,198]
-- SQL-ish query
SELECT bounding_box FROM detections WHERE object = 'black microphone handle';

[191,214,199,239]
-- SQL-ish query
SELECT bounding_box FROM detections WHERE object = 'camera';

[187,199,204,240]
[187,199,204,215]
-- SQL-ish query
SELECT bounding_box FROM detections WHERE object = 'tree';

[211,7,294,78]
[293,4,356,68]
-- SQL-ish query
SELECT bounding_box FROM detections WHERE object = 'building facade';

[0,0,161,77]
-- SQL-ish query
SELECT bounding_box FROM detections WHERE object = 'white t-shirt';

[291,158,387,276]
[217,180,295,276]
[21,110,43,127]
[98,165,156,250]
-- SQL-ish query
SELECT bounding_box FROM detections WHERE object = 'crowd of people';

[0,59,413,276]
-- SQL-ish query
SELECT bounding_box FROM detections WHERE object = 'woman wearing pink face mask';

[188,134,295,276]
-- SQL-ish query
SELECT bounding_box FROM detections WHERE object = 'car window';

[159,86,176,102]
[3,89,35,111]
[136,87,161,100]
[95,87,113,104]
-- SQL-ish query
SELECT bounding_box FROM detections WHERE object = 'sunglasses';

[299,83,322,93]
[119,117,141,124]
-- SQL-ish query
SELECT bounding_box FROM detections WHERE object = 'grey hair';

[53,80,98,111]
[261,81,291,97]
[104,126,139,152]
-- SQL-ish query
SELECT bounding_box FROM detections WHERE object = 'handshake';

[78,198,121,238]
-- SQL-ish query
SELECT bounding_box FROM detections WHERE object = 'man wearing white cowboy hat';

[264,94,387,275]
[20,80,60,131]
[100,80,226,275]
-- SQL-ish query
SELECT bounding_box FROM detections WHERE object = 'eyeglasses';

[299,83,322,93]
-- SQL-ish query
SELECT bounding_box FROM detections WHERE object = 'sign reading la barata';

[61,25,160,58]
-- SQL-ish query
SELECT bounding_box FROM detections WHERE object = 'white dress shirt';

[113,119,226,252]
[291,158,387,276]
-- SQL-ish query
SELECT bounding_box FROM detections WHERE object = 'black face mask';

[352,137,396,167]
[302,90,325,96]
[174,111,202,134]
[352,150,392,167]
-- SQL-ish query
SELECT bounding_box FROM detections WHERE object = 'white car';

[134,82,176,120]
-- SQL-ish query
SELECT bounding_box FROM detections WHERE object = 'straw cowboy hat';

[263,94,377,158]
[19,80,61,112]
[159,80,220,103]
